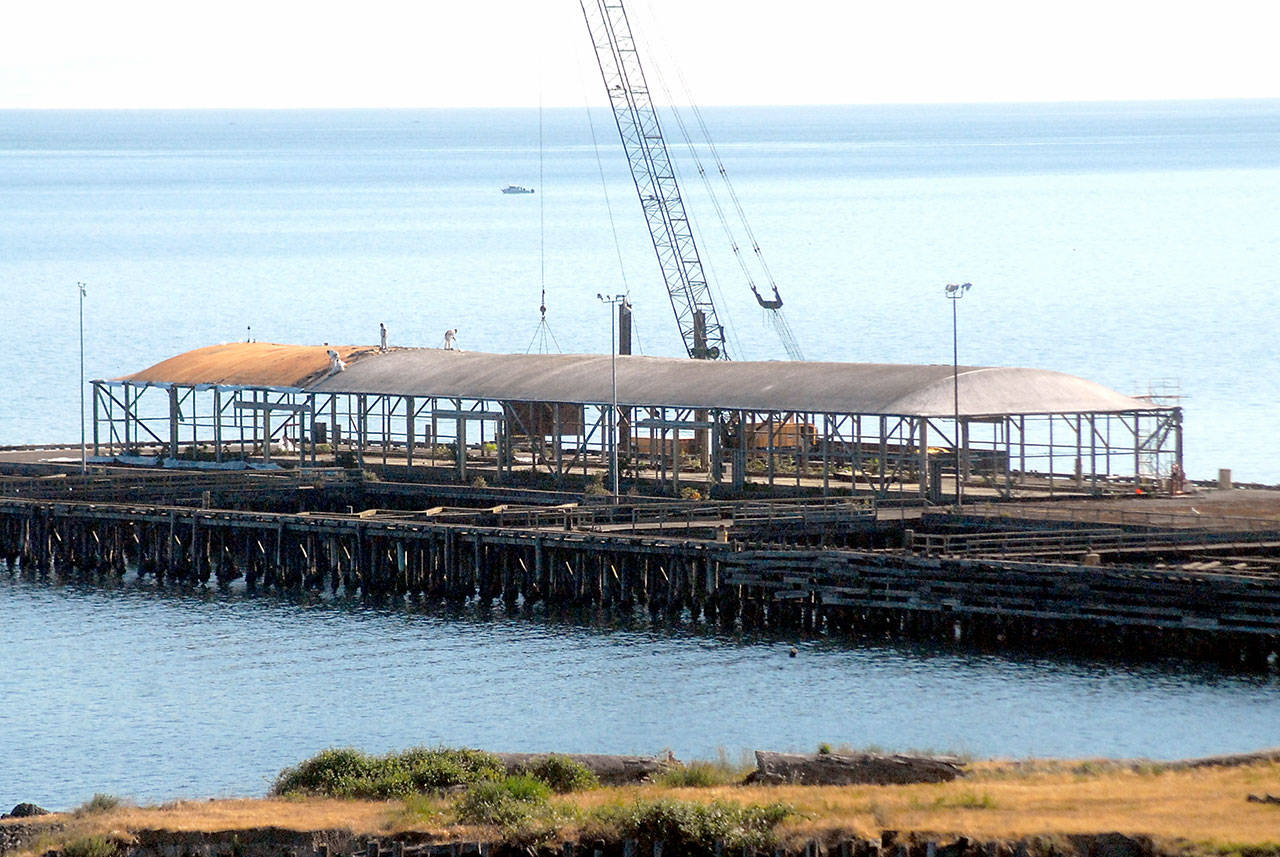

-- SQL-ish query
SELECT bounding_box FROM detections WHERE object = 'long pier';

[2,467,1278,666]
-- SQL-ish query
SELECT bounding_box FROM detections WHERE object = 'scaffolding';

[91,346,1182,501]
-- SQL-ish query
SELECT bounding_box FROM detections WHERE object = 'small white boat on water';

[501,185,535,194]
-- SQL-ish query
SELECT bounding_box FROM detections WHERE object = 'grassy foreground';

[5,758,1279,857]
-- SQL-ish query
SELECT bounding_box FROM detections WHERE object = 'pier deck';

[2,463,1277,665]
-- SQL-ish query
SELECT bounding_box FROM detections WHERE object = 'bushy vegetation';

[583,475,610,497]
[73,794,124,816]
[516,754,600,793]
[271,747,505,799]
[453,775,552,827]
[587,798,792,857]
[62,836,121,857]
[656,762,742,788]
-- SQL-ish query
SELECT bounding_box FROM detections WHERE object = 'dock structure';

[88,343,1182,501]
[6,343,1271,665]
[2,467,1277,666]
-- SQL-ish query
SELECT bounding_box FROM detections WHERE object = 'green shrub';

[73,794,123,816]
[591,799,792,857]
[397,793,444,824]
[63,837,120,857]
[656,762,738,788]
[271,746,504,799]
[519,754,600,793]
[399,746,506,793]
[453,775,552,827]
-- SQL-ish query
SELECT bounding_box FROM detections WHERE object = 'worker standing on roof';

[379,322,388,353]
[443,328,458,351]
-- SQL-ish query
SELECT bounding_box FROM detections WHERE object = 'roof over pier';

[116,342,1160,418]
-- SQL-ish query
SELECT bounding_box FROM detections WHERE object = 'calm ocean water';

[2,574,1278,810]
[1,102,1278,478]
[1,103,1279,809]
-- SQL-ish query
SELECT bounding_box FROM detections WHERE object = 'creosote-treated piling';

[1,490,1278,667]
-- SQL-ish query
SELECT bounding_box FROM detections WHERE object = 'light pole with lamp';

[945,282,971,507]
[597,293,626,500]
[78,281,87,475]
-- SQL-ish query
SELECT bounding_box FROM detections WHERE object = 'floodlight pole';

[946,283,972,508]
[78,282,87,475]
[597,293,626,500]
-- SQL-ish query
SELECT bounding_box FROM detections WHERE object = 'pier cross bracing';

[6,344,1279,664]
[89,342,1182,499]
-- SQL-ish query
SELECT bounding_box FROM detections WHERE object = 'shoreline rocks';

[746,750,966,785]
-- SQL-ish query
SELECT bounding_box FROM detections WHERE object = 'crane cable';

[574,41,634,305]
[526,63,562,354]
[635,1,803,360]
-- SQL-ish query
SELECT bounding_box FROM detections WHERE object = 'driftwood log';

[495,753,673,785]
[747,751,965,786]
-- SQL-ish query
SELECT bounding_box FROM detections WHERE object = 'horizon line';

[2,95,1278,112]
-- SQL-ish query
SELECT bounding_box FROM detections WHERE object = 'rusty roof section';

[113,344,1163,418]
[116,342,381,389]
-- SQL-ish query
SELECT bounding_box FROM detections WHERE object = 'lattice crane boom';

[580,0,727,359]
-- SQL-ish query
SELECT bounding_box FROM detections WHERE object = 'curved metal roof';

[118,343,1160,418]
[118,343,377,389]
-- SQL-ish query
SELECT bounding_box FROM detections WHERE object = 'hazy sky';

[2,0,1277,109]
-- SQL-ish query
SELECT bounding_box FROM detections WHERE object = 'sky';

[1,0,1278,109]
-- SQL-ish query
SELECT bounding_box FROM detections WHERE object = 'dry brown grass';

[8,761,1279,856]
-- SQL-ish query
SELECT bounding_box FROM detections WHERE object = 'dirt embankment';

[4,750,1279,857]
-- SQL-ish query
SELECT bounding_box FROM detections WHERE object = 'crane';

[579,0,726,360]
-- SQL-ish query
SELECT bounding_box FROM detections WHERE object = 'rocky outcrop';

[0,820,63,856]
[127,828,362,857]
[747,750,966,785]
[2,804,49,819]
